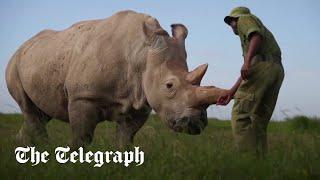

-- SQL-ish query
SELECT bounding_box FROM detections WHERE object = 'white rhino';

[6,10,226,148]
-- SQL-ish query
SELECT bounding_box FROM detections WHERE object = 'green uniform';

[237,14,281,58]
[225,7,284,155]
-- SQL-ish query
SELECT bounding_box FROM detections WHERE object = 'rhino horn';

[195,86,228,105]
[186,64,208,85]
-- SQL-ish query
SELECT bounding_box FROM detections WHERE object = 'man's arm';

[241,33,262,80]
[217,33,262,105]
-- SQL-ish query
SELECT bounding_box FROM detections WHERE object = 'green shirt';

[237,14,281,58]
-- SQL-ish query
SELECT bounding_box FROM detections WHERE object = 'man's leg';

[231,92,257,153]
[231,60,284,155]
[253,64,284,156]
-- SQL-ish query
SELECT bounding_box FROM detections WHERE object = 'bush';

[288,116,320,132]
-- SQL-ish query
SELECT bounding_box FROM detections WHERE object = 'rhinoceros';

[6,10,226,148]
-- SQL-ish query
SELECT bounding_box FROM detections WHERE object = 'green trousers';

[231,55,284,155]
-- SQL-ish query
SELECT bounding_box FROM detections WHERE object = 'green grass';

[0,114,319,179]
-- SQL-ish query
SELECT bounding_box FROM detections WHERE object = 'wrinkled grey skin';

[6,10,226,148]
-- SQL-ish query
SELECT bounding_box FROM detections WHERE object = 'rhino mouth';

[172,111,208,135]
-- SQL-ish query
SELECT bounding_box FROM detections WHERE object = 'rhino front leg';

[68,100,102,149]
[116,113,149,149]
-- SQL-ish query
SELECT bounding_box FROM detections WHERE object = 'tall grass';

[0,114,319,179]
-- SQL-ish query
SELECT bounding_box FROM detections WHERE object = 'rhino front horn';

[195,86,228,105]
[186,64,208,85]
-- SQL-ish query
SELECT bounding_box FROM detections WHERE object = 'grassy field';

[0,114,319,180]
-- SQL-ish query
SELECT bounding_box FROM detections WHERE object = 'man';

[217,7,284,156]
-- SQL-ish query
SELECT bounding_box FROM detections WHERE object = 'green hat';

[224,7,251,25]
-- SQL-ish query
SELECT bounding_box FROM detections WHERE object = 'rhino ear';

[143,17,169,46]
[171,24,188,44]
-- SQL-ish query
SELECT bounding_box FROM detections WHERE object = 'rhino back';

[65,10,151,117]
[13,10,151,120]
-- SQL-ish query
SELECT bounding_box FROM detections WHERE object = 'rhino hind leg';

[68,100,102,149]
[16,106,52,145]
[6,63,51,145]
[116,113,149,149]
[13,91,51,145]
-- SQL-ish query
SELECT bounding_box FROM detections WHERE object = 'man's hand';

[217,89,236,106]
[241,61,250,80]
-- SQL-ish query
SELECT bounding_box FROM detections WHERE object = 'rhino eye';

[166,82,173,89]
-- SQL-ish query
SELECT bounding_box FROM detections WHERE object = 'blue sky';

[0,1,319,119]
